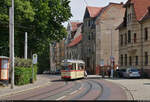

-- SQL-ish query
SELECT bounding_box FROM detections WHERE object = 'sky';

[63,0,128,27]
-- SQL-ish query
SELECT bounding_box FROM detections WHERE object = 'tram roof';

[62,59,85,64]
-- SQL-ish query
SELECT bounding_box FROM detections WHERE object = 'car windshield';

[130,68,138,72]
[121,69,126,72]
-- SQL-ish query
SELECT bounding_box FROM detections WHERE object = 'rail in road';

[1,77,128,100]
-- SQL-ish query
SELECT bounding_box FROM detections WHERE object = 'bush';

[15,65,37,85]
[14,58,37,85]
[15,57,32,68]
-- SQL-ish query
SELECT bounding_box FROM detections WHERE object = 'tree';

[0,0,72,73]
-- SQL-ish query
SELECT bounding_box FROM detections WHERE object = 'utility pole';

[50,43,54,73]
[9,0,14,89]
[24,32,28,59]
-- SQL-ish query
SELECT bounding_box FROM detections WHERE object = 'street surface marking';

[56,96,66,100]
[70,90,78,95]
[79,84,83,90]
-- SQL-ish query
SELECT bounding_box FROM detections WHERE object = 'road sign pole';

[32,63,34,83]
[31,54,37,83]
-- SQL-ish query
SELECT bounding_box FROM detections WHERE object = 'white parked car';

[123,68,141,78]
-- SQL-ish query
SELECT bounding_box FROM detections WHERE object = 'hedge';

[15,65,37,85]
[14,58,38,85]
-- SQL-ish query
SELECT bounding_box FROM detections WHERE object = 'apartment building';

[82,6,103,74]
[66,21,82,59]
[118,0,150,77]
[67,23,83,60]
[95,3,125,71]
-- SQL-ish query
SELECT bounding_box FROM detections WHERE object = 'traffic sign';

[100,59,104,67]
[32,54,37,64]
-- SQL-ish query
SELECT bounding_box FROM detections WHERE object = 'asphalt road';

[1,75,127,100]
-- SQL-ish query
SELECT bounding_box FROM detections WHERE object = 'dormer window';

[127,13,132,23]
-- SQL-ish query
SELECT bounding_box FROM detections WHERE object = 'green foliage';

[15,66,37,85]
[37,47,50,74]
[0,0,72,72]
[15,57,32,68]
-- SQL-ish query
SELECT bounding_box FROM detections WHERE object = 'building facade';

[82,6,103,74]
[95,3,125,71]
[66,21,82,59]
[67,23,83,60]
[118,0,150,77]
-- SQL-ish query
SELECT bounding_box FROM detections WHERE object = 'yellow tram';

[61,59,86,80]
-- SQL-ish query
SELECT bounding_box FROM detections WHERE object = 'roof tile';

[126,0,150,21]
[87,6,103,18]
[67,34,82,47]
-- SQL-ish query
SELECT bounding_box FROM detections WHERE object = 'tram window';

[79,64,84,70]
[62,66,69,70]
[72,63,76,70]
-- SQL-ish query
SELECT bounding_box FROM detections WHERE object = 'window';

[88,34,91,40]
[125,33,127,45]
[125,54,127,66]
[127,13,132,23]
[127,14,129,23]
[129,14,131,22]
[88,48,91,53]
[128,14,130,23]
[144,28,148,41]
[145,52,148,66]
[121,54,123,66]
[91,32,94,40]
[120,35,123,46]
[128,30,131,43]
[135,56,138,65]
[129,56,132,66]
[134,33,136,43]
[88,20,90,26]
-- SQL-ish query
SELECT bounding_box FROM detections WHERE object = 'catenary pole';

[25,32,28,59]
[10,0,14,89]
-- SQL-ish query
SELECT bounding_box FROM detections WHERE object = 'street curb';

[0,81,51,98]
[116,83,134,100]
[105,79,134,100]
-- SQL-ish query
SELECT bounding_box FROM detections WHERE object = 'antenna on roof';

[84,0,88,6]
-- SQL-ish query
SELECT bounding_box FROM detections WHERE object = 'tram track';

[89,79,103,100]
[3,80,68,100]
[71,80,92,100]
[39,81,81,100]
[70,79,103,100]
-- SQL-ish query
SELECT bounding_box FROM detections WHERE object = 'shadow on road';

[51,79,64,82]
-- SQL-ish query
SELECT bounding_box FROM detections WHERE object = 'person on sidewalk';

[107,68,111,78]
[84,70,87,78]
[110,68,114,78]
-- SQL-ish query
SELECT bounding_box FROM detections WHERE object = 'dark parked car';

[116,69,126,78]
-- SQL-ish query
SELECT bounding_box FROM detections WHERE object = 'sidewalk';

[105,78,150,100]
[0,74,52,98]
